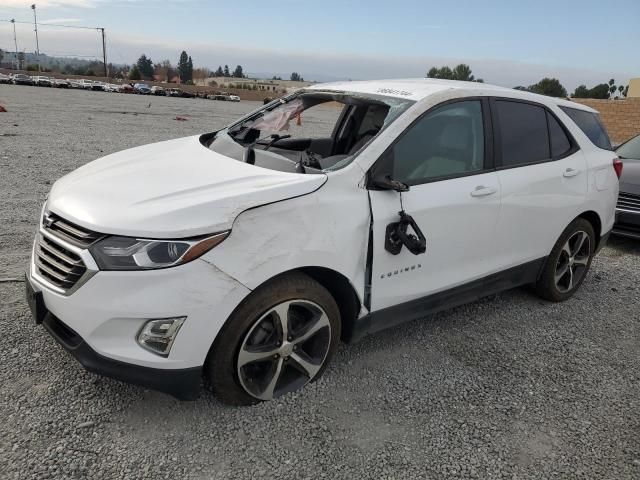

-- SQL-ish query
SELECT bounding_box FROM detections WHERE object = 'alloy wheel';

[236,300,331,400]
[554,230,591,293]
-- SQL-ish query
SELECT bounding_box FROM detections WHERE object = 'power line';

[0,18,101,30]
[1,17,109,78]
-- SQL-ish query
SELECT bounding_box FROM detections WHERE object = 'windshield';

[207,91,414,174]
[617,134,640,160]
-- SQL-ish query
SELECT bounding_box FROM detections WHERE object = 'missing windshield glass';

[209,91,414,174]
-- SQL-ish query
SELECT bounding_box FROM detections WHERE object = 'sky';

[0,0,638,90]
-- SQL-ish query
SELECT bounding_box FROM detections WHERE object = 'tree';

[193,67,210,85]
[290,72,303,81]
[177,51,193,83]
[129,64,141,80]
[215,65,224,77]
[623,85,629,97]
[572,85,590,98]
[427,66,439,78]
[0,49,4,65]
[223,65,230,77]
[608,79,618,98]
[154,59,172,82]
[232,65,244,78]
[427,64,481,82]
[427,66,453,79]
[589,83,610,99]
[572,82,612,99]
[527,77,567,98]
[136,54,154,79]
[452,64,475,82]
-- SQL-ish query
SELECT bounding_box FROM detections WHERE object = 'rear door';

[368,98,502,311]
[490,98,588,270]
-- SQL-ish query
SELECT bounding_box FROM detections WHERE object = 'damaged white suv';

[26,79,620,405]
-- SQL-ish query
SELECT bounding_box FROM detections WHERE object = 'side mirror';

[371,174,410,192]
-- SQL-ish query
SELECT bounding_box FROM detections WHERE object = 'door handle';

[563,168,579,178]
[470,186,497,197]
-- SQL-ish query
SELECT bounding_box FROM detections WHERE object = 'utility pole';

[11,19,18,70]
[31,4,41,72]
[99,28,108,79]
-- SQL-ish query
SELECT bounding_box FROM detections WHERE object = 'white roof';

[307,78,595,113]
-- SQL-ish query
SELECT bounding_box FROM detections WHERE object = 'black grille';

[35,234,87,291]
[617,192,640,213]
[44,212,103,248]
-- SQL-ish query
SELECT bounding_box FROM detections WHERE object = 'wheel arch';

[297,266,362,343]
[576,210,603,249]
[205,266,363,373]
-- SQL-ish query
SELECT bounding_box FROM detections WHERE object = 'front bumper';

[27,247,251,399]
[613,209,640,239]
[41,309,201,400]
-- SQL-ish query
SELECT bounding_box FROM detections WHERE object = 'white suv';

[26,79,620,404]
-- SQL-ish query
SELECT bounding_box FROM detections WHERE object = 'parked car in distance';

[133,83,152,95]
[91,81,106,91]
[151,86,166,96]
[209,93,230,101]
[26,79,620,405]
[0,73,12,84]
[228,95,240,102]
[167,88,193,98]
[103,83,119,93]
[77,79,94,90]
[12,74,33,86]
[32,76,53,87]
[51,78,70,88]
[614,133,640,238]
[67,79,83,89]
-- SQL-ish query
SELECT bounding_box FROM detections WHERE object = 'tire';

[535,218,595,302]
[205,272,341,406]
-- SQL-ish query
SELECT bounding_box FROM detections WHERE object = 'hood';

[620,158,640,196]
[47,135,326,238]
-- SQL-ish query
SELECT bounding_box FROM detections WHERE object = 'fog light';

[137,317,186,357]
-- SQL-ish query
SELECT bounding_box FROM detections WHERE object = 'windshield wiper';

[262,134,291,151]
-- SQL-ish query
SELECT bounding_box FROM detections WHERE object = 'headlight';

[89,232,229,270]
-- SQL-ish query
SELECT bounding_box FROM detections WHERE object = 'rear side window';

[547,112,572,158]
[495,101,549,166]
[560,107,612,150]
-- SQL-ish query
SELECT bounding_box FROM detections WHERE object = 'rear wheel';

[206,272,341,405]
[535,218,595,302]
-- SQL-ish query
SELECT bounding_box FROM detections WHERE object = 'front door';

[368,99,502,312]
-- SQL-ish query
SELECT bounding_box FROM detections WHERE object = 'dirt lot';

[0,85,639,479]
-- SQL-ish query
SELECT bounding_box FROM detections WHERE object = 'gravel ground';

[1,85,639,479]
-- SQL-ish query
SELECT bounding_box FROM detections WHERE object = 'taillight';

[613,158,623,179]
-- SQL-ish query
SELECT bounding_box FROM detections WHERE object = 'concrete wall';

[571,97,640,145]
[627,78,640,98]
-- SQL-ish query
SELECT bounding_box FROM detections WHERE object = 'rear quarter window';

[560,106,612,150]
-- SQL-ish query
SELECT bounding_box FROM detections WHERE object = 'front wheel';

[205,272,341,405]
[535,218,595,302]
